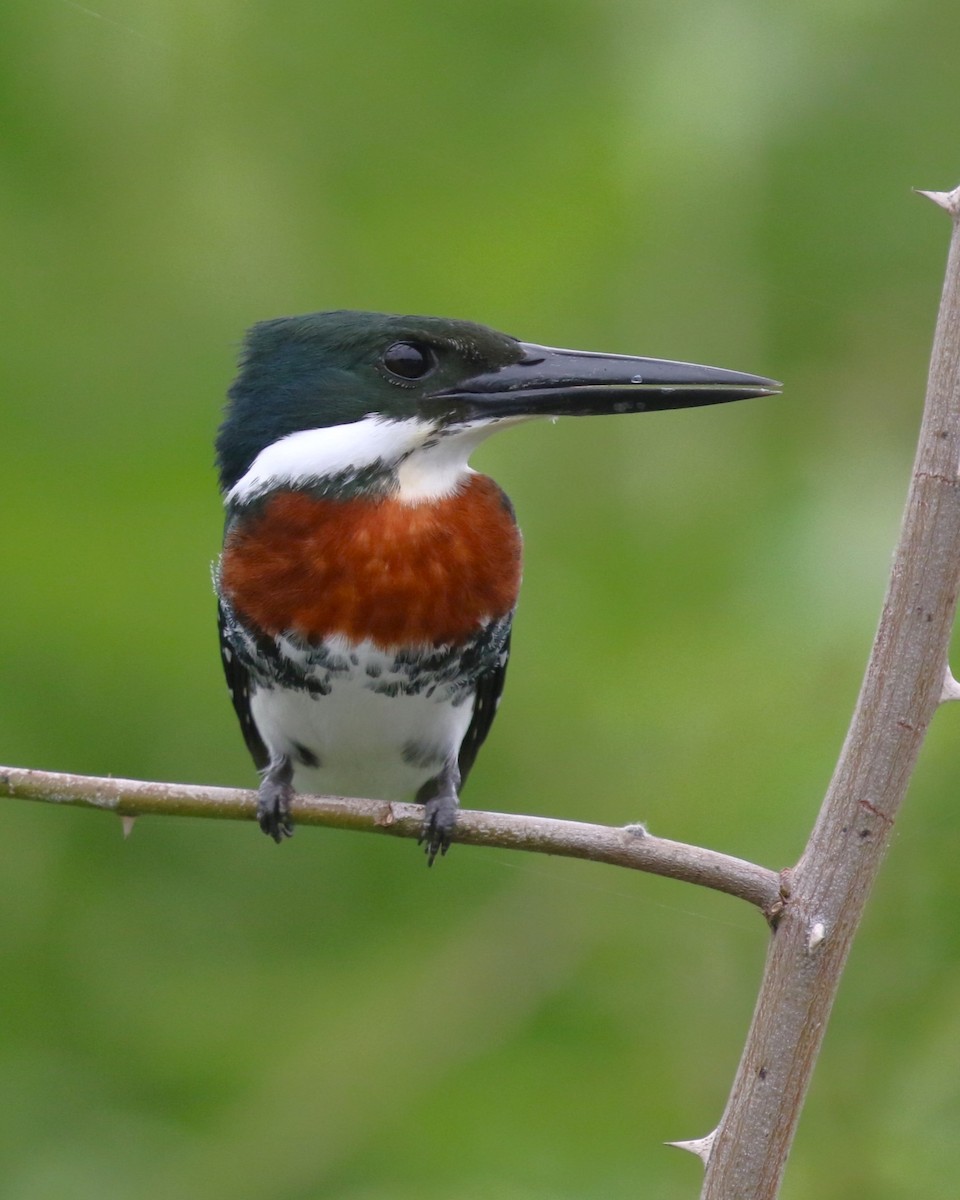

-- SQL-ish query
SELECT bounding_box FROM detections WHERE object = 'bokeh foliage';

[3,1,960,1196]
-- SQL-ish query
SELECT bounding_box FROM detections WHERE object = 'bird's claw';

[419,793,458,866]
[257,777,295,843]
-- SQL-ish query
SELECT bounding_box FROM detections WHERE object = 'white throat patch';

[227,414,518,507]
[227,415,423,506]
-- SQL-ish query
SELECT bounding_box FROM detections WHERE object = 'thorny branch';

[696,184,960,1198]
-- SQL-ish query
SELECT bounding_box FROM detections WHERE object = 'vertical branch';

[699,186,960,1198]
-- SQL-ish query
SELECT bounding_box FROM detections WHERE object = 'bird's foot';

[418,790,458,866]
[257,758,295,843]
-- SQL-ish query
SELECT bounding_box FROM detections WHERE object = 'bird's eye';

[381,341,436,381]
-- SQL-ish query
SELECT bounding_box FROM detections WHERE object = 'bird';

[214,310,778,862]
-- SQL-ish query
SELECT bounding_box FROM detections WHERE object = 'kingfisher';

[214,311,778,862]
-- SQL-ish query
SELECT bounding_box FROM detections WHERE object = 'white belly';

[249,643,475,801]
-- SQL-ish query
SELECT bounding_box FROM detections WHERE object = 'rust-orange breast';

[220,474,522,649]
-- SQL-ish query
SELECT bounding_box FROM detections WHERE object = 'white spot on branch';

[939,666,960,703]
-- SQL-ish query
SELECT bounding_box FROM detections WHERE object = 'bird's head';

[217,310,779,507]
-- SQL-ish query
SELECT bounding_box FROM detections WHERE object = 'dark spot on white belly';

[293,741,321,768]
[402,740,446,770]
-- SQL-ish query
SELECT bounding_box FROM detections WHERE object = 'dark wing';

[218,600,270,770]
[457,630,511,788]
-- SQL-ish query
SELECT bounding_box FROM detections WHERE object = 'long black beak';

[429,341,780,420]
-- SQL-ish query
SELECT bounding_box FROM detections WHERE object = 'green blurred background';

[3,1,960,1196]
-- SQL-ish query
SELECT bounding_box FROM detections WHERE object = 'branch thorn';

[665,1130,716,1165]
[915,186,960,217]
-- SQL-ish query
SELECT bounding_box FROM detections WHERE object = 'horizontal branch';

[0,764,781,914]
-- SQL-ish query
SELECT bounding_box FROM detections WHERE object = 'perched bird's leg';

[258,753,295,842]
[417,760,461,865]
